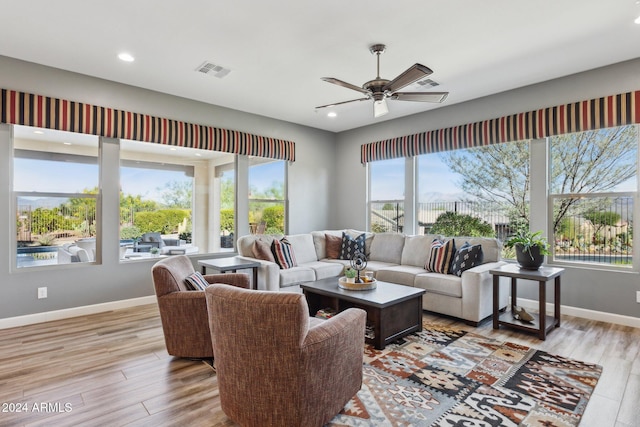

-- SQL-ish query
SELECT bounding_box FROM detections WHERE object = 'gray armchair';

[205,283,366,426]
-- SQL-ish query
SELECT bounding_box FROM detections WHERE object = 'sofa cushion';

[376,265,428,287]
[252,239,276,263]
[414,272,463,298]
[453,237,501,263]
[325,234,342,259]
[304,261,344,280]
[184,271,209,291]
[339,232,365,260]
[279,266,316,288]
[369,233,405,264]
[285,234,318,264]
[450,242,484,277]
[311,230,343,260]
[347,229,374,256]
[401,234,440,267]
[271,238,297,269]
[425,238,456,274]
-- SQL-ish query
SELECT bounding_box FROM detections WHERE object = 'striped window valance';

[361,90,640,163]
[1,89,295,162]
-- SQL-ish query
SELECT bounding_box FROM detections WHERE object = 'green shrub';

[220,209,234,233]
[120,225,142,240]
[430,211,495,237]
[134,209,190,234]
[262,205,285,233]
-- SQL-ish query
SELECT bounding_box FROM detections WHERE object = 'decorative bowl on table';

[338,276,377,291]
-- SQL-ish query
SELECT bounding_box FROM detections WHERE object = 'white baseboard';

[517,298,640,329]
[0,296,157,330]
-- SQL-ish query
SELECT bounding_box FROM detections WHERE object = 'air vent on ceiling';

[195,61,231,78]
[416,78,439,88]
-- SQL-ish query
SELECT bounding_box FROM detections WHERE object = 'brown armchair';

[205,284,366,427]
[151,255,249,358]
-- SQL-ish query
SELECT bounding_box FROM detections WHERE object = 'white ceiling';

[2,0,640,133]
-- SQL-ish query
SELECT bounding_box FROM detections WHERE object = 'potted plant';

[504,228,550,270]
[150,247,161,257]
[344,267,357,283]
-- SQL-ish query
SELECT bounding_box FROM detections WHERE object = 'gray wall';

[0,56,337,319]
[333,58,640,319]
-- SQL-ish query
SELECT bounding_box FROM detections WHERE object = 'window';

[369,158,405,233]
[119,139,235,259]
[249,158,286,234]
[418,142,530,255]
[549,125,637,268]
[13,126,99,268]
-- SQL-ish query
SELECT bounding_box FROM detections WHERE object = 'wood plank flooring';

[0,303,638,426]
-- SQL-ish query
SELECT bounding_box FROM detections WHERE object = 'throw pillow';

[339,232,365,260]
[184,271,210,291]
[450,242,484,277]
[325,233,342,259]
[252,239,276,263]
[271,237,297,269]
[425,238,456,274]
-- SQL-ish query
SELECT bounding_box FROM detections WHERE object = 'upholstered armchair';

[205,284,366,427]
[151,255,249,358]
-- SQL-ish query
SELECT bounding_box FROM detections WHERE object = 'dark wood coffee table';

[301,277,426,349]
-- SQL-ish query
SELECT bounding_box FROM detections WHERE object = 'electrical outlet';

[38,287,47,299]
[637,291,640,304]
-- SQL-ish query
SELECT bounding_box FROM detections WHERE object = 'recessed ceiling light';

[635,14,640,24]
[169,147,177,151]
[118,52,135,62]
[33,130,44,135]
[195,153,202,157]
[63,142,72,146]
[327,112,337,118]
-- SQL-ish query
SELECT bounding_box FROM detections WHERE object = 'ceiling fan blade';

[373,98,389,118]
[391,92,449,103]
[321,77,370,95]
[383,63,433,94]
[315,97,369,109]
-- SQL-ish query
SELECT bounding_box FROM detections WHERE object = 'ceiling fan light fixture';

[373,99,388,118]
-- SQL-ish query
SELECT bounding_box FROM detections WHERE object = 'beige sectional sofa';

[237,230,510,325]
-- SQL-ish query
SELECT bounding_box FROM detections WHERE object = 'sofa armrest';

[460,261,510,323]
[236,255,281,291]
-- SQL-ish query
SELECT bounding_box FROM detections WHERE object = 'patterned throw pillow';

[425,238,456,274]
[184,271,210,291]
[450,242,484,277]
[271,237,297,269]
[325,234,342,259]
[339,232,365,260]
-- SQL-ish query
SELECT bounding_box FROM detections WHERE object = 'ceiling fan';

[316,44,448,118]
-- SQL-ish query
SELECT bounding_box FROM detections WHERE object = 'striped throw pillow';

[184,271,210,291]
[271,237,297,269]
[425,239,456,274]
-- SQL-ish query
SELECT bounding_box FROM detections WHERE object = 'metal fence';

[371,197,634,267]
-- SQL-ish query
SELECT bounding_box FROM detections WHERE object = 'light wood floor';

[0,304,638,427]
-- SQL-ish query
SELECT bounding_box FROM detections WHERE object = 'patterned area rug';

[328,322,601,427]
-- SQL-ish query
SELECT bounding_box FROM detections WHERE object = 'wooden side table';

[198,256,260,290]
[490,264,564,340]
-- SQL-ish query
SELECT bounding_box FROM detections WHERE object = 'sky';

[15,158,285,202]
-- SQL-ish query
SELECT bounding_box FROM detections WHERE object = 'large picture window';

[417,141,530,257]
[249,158,286,234]
[13,126,99,268]
[119,139,235,259]
[549,125,637,268]
[369,157,405,233]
